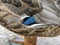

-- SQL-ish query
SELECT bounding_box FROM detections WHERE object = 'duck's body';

[0,0,60,37]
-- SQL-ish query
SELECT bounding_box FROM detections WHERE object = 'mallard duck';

[0,0,60,37]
